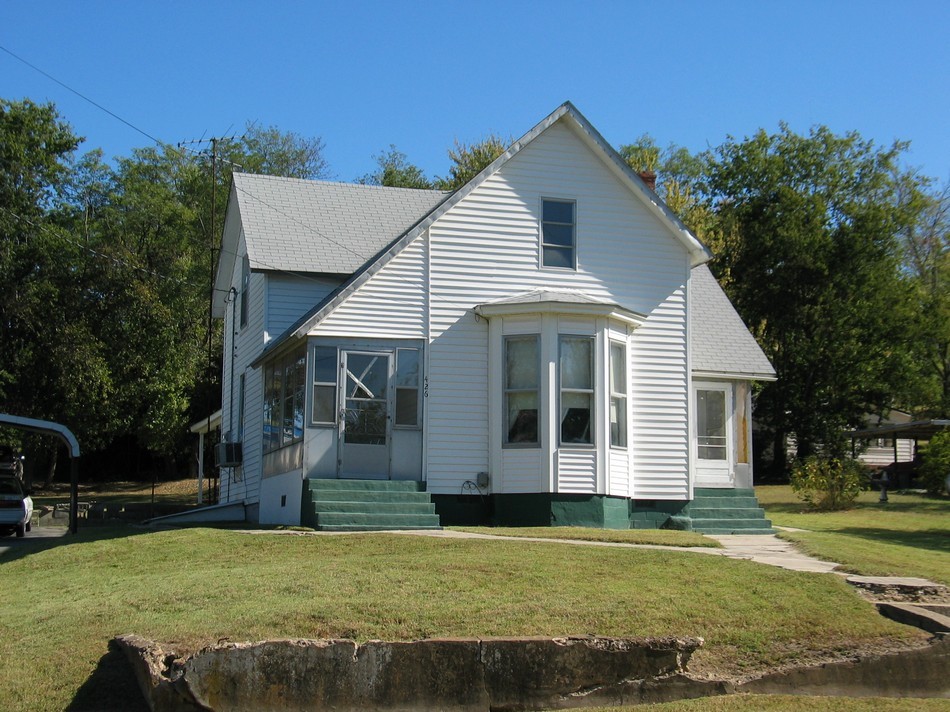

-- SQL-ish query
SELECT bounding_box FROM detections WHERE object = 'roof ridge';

[232,171,448,195]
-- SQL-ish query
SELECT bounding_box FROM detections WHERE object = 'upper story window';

[541,199,576,270]
[239,255,250,328]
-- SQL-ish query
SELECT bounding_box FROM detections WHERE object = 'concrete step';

[315,511,442,529]
[311,500,436,515]
[689,496,762,509]
[689,507,769,521]
[307,478,425,492]
[693,488,756,497]
[692,518,775,534]
[317,524,443,532]
[695,527,776,536]
[308,489,433,504]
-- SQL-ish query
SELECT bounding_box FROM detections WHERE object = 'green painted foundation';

[433,489,772,533]
[433,493,687,530]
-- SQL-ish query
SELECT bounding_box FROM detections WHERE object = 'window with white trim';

[696,388,727,460]
[559,335,594,445]
[263,347,307,452]
[541,199,576,269]
[504,335,540,446]
[311,346,337,425]
[609,341,627,448]
[394,348,422,428]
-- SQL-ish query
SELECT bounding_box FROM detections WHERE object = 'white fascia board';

[213,183,242,318]
[474,300,647,328]
[691,369,778,382]
[559,107,712,268]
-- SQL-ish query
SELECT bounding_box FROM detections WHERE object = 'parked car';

[0,445,24,480]
[0,475,32,537]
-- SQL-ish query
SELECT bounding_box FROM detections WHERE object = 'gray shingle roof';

[232,173,447,274]
[690,264,775,380]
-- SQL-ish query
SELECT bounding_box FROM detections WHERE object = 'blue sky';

[2,1,948,183]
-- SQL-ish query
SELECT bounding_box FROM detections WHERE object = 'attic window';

[541,199,576,270]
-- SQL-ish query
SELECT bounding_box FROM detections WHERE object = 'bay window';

[559,336,594,445]
[504,335,540,446]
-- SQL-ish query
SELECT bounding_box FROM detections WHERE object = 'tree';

[435,134,508,191]
[223,121,330,180]
[898,180,950,417]
[358,145,432,188]
[0,100,119,483]
[701,124,921,472]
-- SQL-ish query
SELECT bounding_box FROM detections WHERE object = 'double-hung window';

[311,346,338,425]
[394,348,422,428]
[541,199,576,269]
[609,341,627,448]
[239,255,250,328]
[559,336,594,445]
[504,335,540,446]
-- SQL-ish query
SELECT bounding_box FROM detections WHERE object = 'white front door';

[339,351,391,479]
[693,383,735,488]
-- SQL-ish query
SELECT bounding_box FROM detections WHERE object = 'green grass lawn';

[568,695,950,711]
[757,485,950,585]
[0,526,929,712]
[31,478,203,508]
[450,526,721,547]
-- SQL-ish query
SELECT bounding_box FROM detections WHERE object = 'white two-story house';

[211,103,775,532]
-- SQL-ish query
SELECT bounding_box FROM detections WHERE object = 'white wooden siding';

[266,274,340,338]
[609,448,630,497]
[313,235,427,339]
[631,290,690,499]
[501,448,544,492]
[220,229,267,505]
[858,440,914,467]
[426,120,690,497]
[557,450,598,493]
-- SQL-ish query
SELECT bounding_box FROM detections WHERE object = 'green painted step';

[691,518,774,531]
[311,501,436,515]
[315,512,441,528]
[688,507,769,520]
[303,478,441,531]
[693,488,757,497]
[308,479,425,492]
[689,496,762,509]
[307,489,433,503]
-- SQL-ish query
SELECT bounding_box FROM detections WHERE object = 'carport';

[0,414,81,534]
[849,419,950,461]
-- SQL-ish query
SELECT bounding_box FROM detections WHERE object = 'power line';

[0,206,201,287]
[0,43,167,148]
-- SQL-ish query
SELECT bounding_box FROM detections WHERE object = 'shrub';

[919,430,950,496]
[790,456,865,511]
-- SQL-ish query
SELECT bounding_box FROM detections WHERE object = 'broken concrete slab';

[115,635,703,712]
[877,602,950,636]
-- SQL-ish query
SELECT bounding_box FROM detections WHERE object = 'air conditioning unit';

[214,442,243,467]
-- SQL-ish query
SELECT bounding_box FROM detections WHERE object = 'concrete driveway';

[0,523,69,556]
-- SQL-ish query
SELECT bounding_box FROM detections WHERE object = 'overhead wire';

[1,43,465,310]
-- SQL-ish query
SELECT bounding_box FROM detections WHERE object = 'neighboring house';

[211,103,776,532]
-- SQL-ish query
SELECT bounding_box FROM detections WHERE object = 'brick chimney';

[638,170,657,192]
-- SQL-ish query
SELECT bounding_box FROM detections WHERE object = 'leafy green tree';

[435,134,508,191]
[224,121,330,180]
[898,180,950,417]
[0,100,120,483]
[358,145,432,189]
[701,125,920,471]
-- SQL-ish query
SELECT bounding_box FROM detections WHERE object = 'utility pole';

[178,136,234,505]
